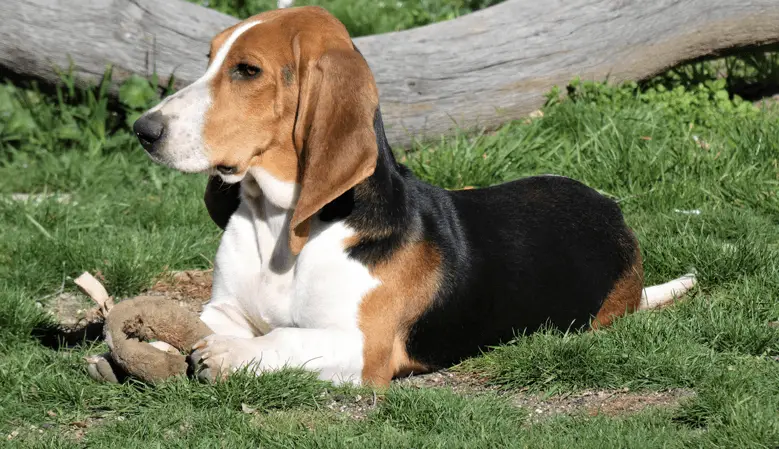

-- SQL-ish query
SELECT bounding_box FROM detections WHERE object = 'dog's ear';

[204,176,242,230]
[289,47,379,254]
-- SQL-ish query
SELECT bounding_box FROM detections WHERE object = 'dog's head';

[133,7,379,253]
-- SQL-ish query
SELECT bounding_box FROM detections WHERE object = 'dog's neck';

[238,108,413,260]
[238,166,299,258]
[242,166,299,210]
[320,109,416,264]
[317,110,408,220]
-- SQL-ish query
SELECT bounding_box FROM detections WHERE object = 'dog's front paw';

[189,334,258,382]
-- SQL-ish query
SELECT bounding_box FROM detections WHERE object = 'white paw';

[190,334,260,382]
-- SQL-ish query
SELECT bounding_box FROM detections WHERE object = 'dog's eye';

[206,52,212,59]
[231,63,262,80]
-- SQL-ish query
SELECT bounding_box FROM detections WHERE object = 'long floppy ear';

[289,47,379,254]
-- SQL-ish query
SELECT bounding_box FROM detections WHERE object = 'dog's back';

[405,175,640,368]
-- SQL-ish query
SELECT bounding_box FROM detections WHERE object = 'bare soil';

[396,369,695,422]
[146,269,213,314]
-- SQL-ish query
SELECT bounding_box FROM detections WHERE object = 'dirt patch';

[146,269,213,314]
[5,414,112,444]
[395,368,498,394]
[3,192,74,205]
[47,292,102,331]
[34,291,105,348]
[321,390,379,421]
[754,93,779,108]
[512,387,695,423]
[395,369,694,422]
[61,416,107,442]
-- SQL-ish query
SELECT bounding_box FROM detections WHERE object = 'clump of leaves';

[118,74,174,128]
[545,51,779,128]
[0,67,169,164]
[546,76,761,129]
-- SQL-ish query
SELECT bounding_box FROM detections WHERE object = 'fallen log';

[1,0,779,147]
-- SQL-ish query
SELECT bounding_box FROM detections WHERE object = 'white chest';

[207,187,378,336]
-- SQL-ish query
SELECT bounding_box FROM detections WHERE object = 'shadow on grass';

[31,320,104,349]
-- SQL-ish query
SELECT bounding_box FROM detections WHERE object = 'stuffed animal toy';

[77,273,212,384]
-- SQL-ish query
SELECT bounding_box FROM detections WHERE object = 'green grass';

[2,0,779,446]
[2,75,778,446]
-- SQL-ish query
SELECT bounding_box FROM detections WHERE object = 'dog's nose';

[133,111,165,152]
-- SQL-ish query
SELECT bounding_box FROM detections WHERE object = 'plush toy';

[77,273,212,384]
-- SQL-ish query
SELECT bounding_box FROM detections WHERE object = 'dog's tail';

[639,274,697,310]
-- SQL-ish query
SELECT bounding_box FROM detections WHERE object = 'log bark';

[2,0,779,147]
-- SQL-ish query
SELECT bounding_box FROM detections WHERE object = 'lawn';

[1,1,779,447]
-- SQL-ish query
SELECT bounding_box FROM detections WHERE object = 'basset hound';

[131,6,696,387]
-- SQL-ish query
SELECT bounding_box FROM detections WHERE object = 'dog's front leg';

[190,328,364,385]
[199,302,261,338]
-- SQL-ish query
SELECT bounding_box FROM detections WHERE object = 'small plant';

[118,73,175,128]
[547,75,763,129]
[118,75,162,128]
[0,65,123,162]
[0,67,170,165]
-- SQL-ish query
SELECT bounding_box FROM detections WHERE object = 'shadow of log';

[730,80,779,102]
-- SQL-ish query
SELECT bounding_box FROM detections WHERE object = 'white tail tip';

[640,273,697,310]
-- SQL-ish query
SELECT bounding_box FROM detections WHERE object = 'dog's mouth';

[137,135,156,150]
[216,165,238,175]
[212,164,248,184]
[144,148,214,175]
[143,148,166,166]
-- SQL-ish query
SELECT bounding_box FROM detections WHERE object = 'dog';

[131,6,696,387]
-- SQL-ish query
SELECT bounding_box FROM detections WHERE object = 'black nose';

[133,111,165,152]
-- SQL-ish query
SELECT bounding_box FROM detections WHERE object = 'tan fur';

[356,241,442,387]
[591,247,644,330]
[288,48,379,253]
[203,19,299,182]
[201,7,379,254]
